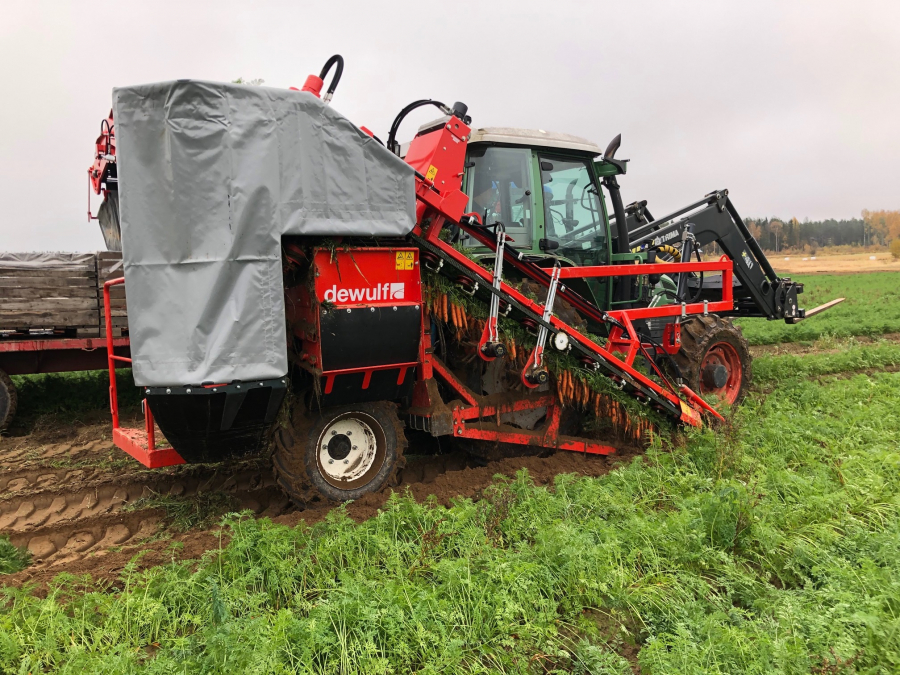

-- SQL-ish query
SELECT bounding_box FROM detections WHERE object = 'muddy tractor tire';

[670,315,751,405]
[0,368,17,432]
[273,401,406,506]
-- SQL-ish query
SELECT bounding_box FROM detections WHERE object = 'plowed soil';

[1,418,639,590]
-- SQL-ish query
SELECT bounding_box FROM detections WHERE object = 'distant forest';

[744,210,900,252]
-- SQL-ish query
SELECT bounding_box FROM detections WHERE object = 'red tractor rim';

[700,342,743,404]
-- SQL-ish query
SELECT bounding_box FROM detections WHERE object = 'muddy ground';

[0,414,639,590]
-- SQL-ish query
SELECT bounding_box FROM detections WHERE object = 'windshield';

[464,146,534,248]
[539,156,607,252]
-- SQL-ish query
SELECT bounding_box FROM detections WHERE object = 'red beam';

[455,394,555,421]
[0,337,129,353]
[557,260,732,279]
[457,426,617,456]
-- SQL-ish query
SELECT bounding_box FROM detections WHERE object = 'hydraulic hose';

[604,175,633,307]
[386,99,448,156]
[629,244,681,262]
[603,176,630,255]
[319,55,344,102]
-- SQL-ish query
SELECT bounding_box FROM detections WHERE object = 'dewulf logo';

[324,282,405,303]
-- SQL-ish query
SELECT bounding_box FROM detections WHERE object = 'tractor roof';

[468,127,603,156]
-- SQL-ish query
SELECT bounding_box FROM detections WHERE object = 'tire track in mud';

[1,462,293,570]
[1,422,640,585]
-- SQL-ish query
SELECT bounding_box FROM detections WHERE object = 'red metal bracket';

[661,321,682,355]
[104,277,185,468]
[451,397,618,456]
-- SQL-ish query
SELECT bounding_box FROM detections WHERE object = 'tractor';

[91,55,839,507]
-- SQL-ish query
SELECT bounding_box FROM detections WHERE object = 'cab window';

[538,156,607,254]
[464,146,534,248]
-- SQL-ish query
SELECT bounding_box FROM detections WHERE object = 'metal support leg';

[522,264,561,388]
[479,224,508,360]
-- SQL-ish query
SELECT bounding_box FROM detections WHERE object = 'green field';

[736,271,900,345]
[2,346,899,672]
[3,275,900,673]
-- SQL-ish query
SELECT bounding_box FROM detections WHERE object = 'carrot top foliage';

[2,350,900,673]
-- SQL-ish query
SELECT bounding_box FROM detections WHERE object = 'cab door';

[462,145,535,250]
[536,154,612,314]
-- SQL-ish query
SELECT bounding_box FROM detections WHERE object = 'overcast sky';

[1,0,898,251]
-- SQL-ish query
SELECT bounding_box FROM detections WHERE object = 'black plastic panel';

[146,380,286,464]
[320,305,420,371]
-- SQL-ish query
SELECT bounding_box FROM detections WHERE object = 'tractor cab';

[460,127,629,314]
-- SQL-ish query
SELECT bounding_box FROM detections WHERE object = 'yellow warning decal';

[395,251,415,270]
[425,165,438,182]
[679,400,702,426]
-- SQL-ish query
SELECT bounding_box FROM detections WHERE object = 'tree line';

[744,211,900,252]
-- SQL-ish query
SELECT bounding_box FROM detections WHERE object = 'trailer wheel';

[0,368,17,432]
[273,401,406,506]
[670,315,751,405]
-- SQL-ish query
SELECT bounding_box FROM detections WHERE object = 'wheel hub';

[702,363,729,389]
[318,416,379,483]
[699,342,743,404]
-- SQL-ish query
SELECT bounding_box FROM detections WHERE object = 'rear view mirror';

[540,161,554,172]
[539,238,559,251]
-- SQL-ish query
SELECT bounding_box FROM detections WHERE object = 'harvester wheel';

[0,368,16,432]
[273,401,406,506]
[670,315,751,405]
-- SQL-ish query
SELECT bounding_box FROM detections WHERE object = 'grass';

[2,358,899,672]
[125,491,242,532]
[752,338,900,385]
[9,368,142,423]
[0,537,30,576]
[737,272,900,345]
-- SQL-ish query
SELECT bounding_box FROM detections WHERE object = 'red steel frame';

[0,336,130,376]
[431,351,619,455]
[406,113,728,426]
[103,278,184,468]
[88,110,115,221]
[101,88,733,471]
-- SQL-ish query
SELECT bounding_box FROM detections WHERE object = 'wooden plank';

[804,297,846,318]
[1,287,99,299]
[0,277,96,288]
[0,269,96,278]
[1,299,100,311]
[0,311,100,326]
[0,312,100,324]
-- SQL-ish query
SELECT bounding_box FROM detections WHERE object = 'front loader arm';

[629,190,804,322]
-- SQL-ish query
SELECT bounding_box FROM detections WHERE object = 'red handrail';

[103,277,156,450]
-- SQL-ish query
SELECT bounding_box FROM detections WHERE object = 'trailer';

[0,252,129,430]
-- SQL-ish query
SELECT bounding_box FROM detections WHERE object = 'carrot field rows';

[736,272,900,345]
[2,275,900,673]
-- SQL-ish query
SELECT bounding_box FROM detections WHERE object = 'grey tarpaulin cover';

[113,80,416,387]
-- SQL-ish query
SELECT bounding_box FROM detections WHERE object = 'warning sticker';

[395,251,415,270]
[425,165,438,182]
